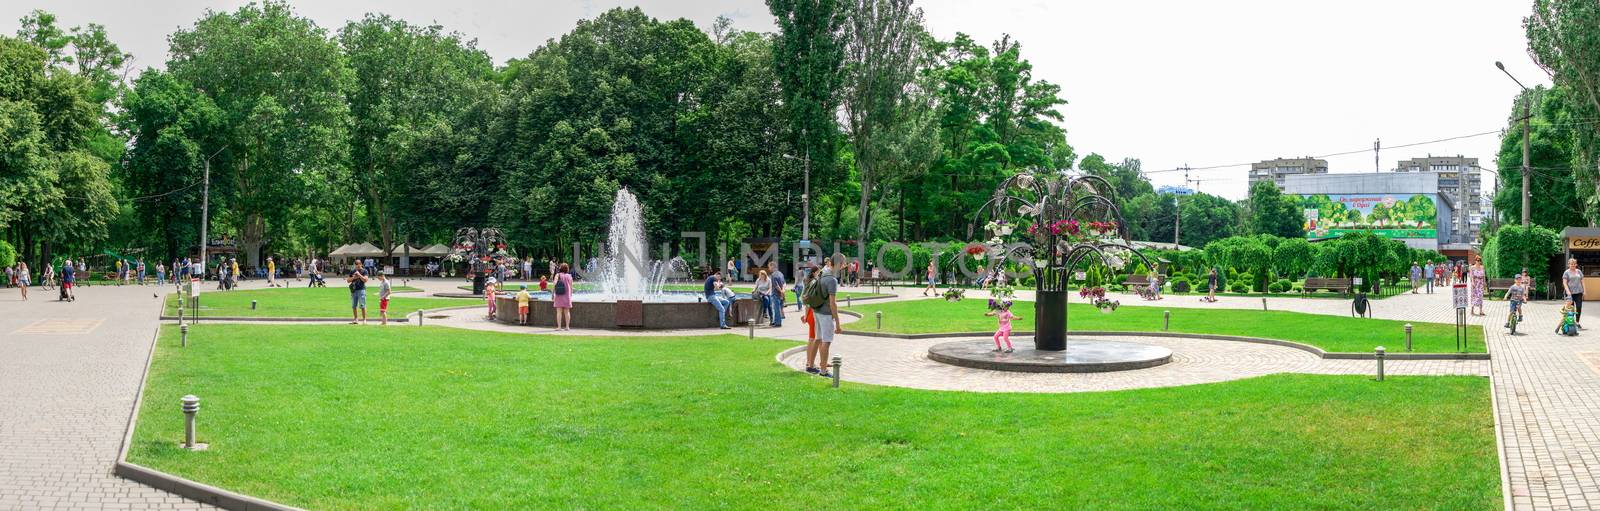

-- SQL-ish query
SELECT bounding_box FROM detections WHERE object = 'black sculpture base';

[1034,290,1067,350]
[472,273,485,295]
[927,338,1172,373]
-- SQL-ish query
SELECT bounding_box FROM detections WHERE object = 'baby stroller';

[308,273,328,288]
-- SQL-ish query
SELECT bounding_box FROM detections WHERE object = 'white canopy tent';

[416,244,452,257]
[329,242,385,260]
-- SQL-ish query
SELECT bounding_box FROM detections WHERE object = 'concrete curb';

[158,315,409,323]
[840,328,1489,360]
[115,323,304,510]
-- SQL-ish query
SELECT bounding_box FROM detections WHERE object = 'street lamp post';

[1496,61,1531,228]
[782,151,812,243]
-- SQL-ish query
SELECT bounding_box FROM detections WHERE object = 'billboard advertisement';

[1300,193,1437,239]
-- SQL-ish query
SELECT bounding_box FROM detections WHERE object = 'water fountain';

[492,188,753,328]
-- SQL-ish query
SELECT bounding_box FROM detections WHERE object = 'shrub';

[1269,278,1293,293]
[1230,282,1251,294]
[0,240,14,268]
[1170,278,1191,293]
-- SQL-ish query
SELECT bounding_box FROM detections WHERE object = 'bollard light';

[830,356,842,388]
[180,324,189,348]
[1261,297,1267,311]
[876,311,883,330]
[748,318,755,339]
[1163,310,1171,331]
[1404,324,1413,352]
[177,305,184,326]
[251,300,257,310]
[1375,346,1386,382]
[847,296,852,308]
[181,395,201,450]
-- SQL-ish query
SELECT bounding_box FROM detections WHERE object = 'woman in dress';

[1470,260,1487,316]
[553,263,574,331]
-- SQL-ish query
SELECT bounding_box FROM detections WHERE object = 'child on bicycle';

[1505,276,1528,329]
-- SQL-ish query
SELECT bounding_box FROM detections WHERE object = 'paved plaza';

[1,277,1598,509]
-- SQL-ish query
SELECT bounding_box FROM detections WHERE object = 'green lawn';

[128,325,1498,510]
[846,299,1486,353]
[163,286,466,318]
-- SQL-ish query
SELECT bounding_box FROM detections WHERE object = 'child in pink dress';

[986,301,1018,353]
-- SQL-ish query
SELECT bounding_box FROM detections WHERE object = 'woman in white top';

[16,262,30,301]
[753,270,772,323]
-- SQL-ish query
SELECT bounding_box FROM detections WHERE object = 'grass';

[129,324,1499,510]
[162,286,466,319]
[845,299,1486,353]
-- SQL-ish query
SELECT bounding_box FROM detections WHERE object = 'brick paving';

[0,283,214,510]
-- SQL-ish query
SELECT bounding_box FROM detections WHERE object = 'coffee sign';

[1572,237,1600,250]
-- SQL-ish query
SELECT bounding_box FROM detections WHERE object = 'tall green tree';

[1247,180,1304,238]
[166,0,353,266]
[1493,85,1587,229]
[340,14,493,256]
[1526,0,1600,220]
[768,0,848,240]
[119,70,225,260]
[841,0,927,244]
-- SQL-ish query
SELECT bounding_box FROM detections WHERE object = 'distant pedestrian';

[1470,260,1487,316]
[922,259,938,296]
[516,285,531,325]
[15,262,30,301]
[60,259,76,302]
[1423,261,1435,293]
[377,273,392,325]
[768,261,786,327]
[485,278,498,320]
[40,262,54,291]
[553,263,574,330]
[267,257,277,288]
[754,270,772,324]
[1564,258,1585,329]
[1409,262,1422,294]
[156,262,166,286]
[347,268,369,324]
[136,259,146,285]
[704,273,731,329]
[1204,267,1219,303]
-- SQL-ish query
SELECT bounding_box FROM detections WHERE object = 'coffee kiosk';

[1561,227,1600,301]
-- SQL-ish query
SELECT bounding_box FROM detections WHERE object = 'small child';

[539,275,549,292]
[378,273,393,325]
[485,279,498,320]
[1559,299,1580,336]
[985,301,1018,353]
[1505,277,1528,329]
[516,285,532,325]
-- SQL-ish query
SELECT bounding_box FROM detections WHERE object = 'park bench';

[1122,274,1165,288]
[860,275,891,293]
[1487,278,1518,293]
[1301,277,1353,296]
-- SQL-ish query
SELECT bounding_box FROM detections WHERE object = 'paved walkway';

[0,282,213,510]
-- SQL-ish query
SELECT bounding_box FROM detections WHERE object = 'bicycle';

[1507,301,1523,335]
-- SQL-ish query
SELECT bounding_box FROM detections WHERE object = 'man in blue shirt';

[704,273,730,329]
[60,259,76,302]
[767,262,786,327]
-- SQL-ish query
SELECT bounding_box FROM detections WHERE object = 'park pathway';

[0,282,213,510]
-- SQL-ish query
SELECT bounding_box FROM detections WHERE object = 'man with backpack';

[803,255,843,378]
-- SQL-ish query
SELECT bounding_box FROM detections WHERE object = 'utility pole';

[1520,96,1531,228]
[1174,164,1190,246]
[199,148,224,279]
[1496,61,1532,228]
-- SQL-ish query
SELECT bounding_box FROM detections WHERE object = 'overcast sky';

[1,0,1548,200]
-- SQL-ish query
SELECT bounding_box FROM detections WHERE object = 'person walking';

[1409,262,1422,294]
[1423,261,1435,293]
[267,257,277,288]
[805,256,843,378]
[347,268,369,324]
[60,259,75,301]
[156,262,166,286]
[768,261,786,327]
[703,273,731,329]
[1470,260,1487,316]
[922,259,938,296]
[1568,257,1580,329]
[377,273,392,325]
[1204,267,1219,303]
[726,259,737,282]
[16,262,30,300]
[552,263,574,330]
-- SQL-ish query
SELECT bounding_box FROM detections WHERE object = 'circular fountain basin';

[927,337,1172,373]
[492,291,761,329]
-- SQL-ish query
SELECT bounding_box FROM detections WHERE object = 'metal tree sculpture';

[971,170,1154,351]
[452,227,507,294]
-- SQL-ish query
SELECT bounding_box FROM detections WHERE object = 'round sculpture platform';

[927,338,1173,373]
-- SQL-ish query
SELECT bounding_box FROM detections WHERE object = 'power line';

[63,179,203,203]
